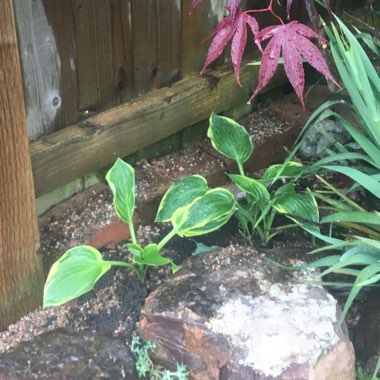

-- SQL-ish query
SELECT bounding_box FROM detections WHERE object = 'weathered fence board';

[110,0,134,105]
[73,0,115,111]
[155,0,181,88]
[131,0,158,97]
[43,0,79,129]
[31,60,287,197]
[14,0,63,140]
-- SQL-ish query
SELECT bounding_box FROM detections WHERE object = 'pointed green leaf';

[228,174,270,203]
[172,188,235,237]
[106,158,135,224]
[43,246,111,307]
[274,192,320,232]
[262,161,304,183]
[156,175,208,222]
[134,243,180,273]
[192,242,220,256]
[208,113,253,167]
[126,242,144,259]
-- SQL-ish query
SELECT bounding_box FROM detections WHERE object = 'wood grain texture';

[180,0,227,77]
[131,0,158,97]
[14,0,63,140]
[42,0,79,131]
[110,0,134,104]
[0,0,44,329]
[154,0,181,88]
[73,0,114,111]
[31,60,287,197]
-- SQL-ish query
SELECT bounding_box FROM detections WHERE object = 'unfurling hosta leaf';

[263,161,304,182]
[250,21,339,108]
[274,192,320,233]
[208,113,253,169]
[156,175,208,222]
[43,246,111,307]
[132,243,180,273]
[172,188,235,237]
[106,158,135,225]
[228,174,270,203]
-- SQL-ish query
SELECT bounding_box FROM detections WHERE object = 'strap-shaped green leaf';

[322,211,380,225]
[43,246,111,307]
[172,188,236,237]
[208,113,253,169]
[106,158,135,225]
[322,165,380,199]
[156,175,208,222]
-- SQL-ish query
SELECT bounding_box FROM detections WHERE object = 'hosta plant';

[208,113,320,245]
[43,158,236,307]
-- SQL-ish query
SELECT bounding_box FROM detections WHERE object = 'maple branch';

[245,0,284,25]
[303,0,338,92]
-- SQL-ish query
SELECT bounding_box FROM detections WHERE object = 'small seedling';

[43,159,236,307]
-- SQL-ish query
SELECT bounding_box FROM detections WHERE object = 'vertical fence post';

[0,0,44,330]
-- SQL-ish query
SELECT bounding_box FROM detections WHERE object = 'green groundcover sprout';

[43,158,236,307]
[131,336,189,380]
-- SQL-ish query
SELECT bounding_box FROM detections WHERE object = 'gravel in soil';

[0,99,373,373]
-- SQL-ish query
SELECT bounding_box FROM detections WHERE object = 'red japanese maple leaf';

[250,21,339,109]
[190,0,241,16]
[200,9,259,86]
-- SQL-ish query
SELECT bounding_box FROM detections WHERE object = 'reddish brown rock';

[87,215,139,249]
[139,244,356,379]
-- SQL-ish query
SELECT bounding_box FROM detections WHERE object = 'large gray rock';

[0,329,134,379]
[140,244,355,379]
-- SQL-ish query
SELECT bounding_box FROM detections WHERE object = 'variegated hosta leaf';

[228,174,270,203]
[44,246,111,307]
[172,188,236,237]
[106,158,135,225]
[263,161,304,182]
[208,113,253,168]
[133,243,180,273]
[156,175,208,222]
[274,192,320,233]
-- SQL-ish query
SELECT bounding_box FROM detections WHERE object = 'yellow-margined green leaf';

[228,174,270,203]
[133,243,180,273]
[172,188,236,237]
[274,192,320,233]
[156,175,208,222]
[106,158,135,225]
[262,161,304,182]
[43,246,111,307]
[208,113,253,168]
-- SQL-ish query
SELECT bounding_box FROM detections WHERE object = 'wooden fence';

[14,0,294,141]
[13,0,332,197]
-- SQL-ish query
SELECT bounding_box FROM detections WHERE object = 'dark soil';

[0,90,377,377]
